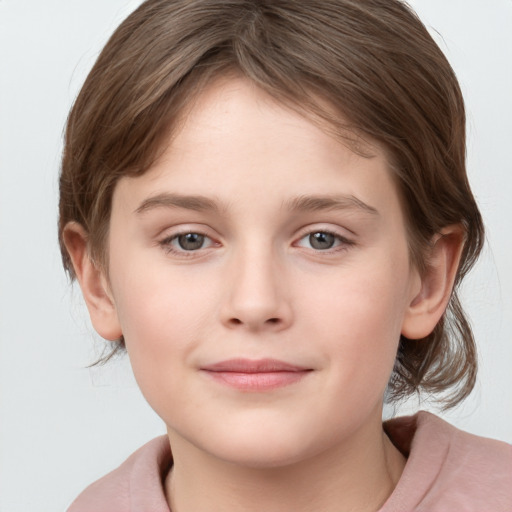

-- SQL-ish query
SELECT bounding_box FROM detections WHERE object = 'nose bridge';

[221,238,290,330]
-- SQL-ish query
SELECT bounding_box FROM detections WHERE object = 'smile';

[200,358,312,392]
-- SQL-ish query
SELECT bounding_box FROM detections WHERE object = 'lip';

[200,358,312,392]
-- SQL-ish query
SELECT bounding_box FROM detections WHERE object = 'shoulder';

[382,411,512,511]
[67,435,172,512]
[386,410,512,464]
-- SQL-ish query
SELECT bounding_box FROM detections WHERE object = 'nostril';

[227,317,280,326]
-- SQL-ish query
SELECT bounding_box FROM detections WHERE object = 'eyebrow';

[134,192,379,216]
[135,193,222,215]
[284,194,379,216]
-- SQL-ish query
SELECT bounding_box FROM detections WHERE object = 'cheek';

[109,260,217,382]
[301,258,410,377]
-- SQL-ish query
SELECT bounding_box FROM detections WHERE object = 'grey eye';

[177,233,205,250]
[309,232,335,250]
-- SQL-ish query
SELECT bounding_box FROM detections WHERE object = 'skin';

[65,77,464,512]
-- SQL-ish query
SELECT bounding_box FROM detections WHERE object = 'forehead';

[112,76,402,225]
[168,75,379,166]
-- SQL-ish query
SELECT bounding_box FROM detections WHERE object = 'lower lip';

[203,370,310,391]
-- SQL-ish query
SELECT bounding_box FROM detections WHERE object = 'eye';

[160,231,216,254]
[296,230,352,251]
[308,232,336,250]
[176,233,207,251]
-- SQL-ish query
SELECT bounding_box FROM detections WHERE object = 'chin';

[192,418,324,469]
[214,439,312,469]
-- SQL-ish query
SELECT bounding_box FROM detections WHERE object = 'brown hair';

[59,0,484,408]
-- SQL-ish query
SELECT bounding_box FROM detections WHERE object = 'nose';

[219,244,293,332]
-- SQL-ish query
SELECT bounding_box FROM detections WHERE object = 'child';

[59,0,512,510]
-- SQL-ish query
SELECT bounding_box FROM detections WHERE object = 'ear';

[62,222,123,341]
[401,225,465,340]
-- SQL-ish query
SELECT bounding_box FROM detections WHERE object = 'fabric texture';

[67,411,512,512]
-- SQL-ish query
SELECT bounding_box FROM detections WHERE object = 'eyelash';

[158,228,355,257]
[294,229,355,253]
[159,230,217,257]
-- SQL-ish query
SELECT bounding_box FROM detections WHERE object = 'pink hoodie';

[68,411,512,511]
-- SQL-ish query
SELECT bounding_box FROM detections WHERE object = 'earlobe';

[401,225,465,340]
[62,222,123,341]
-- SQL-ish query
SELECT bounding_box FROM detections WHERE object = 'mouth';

[200,358,312,392]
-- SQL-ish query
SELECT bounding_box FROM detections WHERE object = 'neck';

[164,415,406,512]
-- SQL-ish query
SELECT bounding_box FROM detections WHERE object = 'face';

[106,77,421,467]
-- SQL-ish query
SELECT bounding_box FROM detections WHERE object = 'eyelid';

[293,226,355,252]
[158,226,221,257]
[155,223,355,258]
[157,222,217,242]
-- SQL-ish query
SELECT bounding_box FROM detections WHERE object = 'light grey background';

[0,1,511,510]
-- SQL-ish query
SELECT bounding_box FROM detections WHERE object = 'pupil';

[310,232,335,250]
[178,233,204,250]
